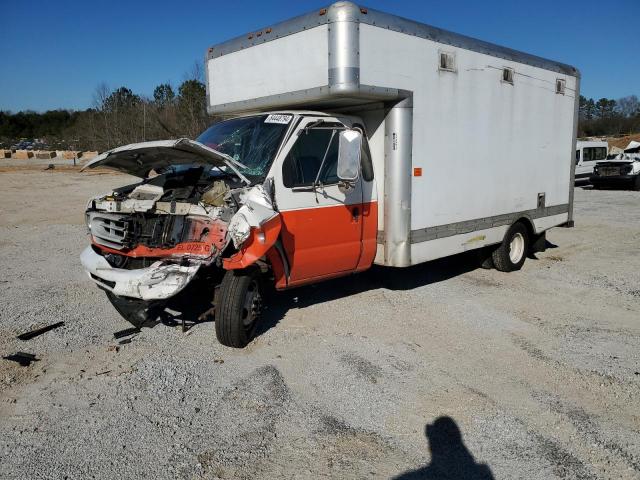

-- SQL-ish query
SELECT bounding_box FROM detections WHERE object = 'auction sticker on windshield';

[264,114,292,124]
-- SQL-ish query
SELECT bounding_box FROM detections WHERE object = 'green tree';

[177,79,207,138]
[103,87,141,112]
[153,83,175,107]
[579,95,596,121]
[595,98,616,119]
[616,95,640,118]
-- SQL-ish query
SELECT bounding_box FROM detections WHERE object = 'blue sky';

[1,0,638,112]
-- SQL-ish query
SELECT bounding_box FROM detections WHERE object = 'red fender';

[222,215,281,270]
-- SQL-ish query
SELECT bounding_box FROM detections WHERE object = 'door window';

[282,129,339,188]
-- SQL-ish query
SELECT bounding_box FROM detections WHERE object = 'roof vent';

[556,78,566,94]
[439,51,456,72]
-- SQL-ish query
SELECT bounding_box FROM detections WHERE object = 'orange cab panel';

[279,203,363,282]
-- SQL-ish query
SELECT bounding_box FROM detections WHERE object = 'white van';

[575,140,608,181]
[81,2,579,347]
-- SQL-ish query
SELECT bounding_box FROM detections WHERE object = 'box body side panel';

[208,26,329,108]
[359,24,576,265]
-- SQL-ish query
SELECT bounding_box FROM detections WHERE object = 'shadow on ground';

[123,247,489,335]
[119,242,552,340]
[254,248,489,338]
[394,416,495,480]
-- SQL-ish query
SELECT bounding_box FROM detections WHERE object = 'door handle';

[351,207,360,222]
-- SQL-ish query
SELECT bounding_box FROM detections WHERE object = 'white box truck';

[575,140,608,181]
[81,2,579,347]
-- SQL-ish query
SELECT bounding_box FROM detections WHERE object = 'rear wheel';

[491,222,529,272]
[105,292,164,327]
[215,268,263,348]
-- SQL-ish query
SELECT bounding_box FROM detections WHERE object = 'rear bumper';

[80,246,200,300]
[589,174,637,188]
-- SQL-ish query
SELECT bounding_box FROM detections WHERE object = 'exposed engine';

[81,164,277,300]
[86,166,248,267]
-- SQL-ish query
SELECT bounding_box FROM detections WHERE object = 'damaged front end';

[80,137,280,302]
[81,181,231,300]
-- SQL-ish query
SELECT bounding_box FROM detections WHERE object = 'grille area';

[88,212,129,249]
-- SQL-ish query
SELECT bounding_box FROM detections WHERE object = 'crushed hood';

[81,138,249,183]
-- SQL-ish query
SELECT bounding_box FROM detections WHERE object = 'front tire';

[215,268,263,348]
[491,222,529,272]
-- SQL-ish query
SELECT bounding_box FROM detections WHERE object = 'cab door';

[272,117,363,284]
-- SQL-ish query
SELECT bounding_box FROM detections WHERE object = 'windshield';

[196,114,291,180]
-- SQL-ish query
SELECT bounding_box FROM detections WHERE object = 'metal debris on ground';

[17,321,64,341]
[3,352,39,366]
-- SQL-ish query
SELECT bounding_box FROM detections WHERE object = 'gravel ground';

[0,169,638,479]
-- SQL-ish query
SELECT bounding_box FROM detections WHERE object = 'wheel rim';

[241,280,261,331]
[509,232,525,263]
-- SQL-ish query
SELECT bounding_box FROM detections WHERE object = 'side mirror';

[337,130,362,182]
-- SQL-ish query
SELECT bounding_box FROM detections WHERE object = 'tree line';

[0,67,210,152]
[578,95,640,137]
[1,87,639,151]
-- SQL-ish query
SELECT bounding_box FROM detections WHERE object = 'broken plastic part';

[113,327,141,339]
[223,215,282,270]
[17,322,64,341]
[227,184,278,249]
[81,246,200,300]
[228,211,251,248]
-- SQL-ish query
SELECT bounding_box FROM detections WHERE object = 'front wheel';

[491,222,529,272]
[215,268,263,348]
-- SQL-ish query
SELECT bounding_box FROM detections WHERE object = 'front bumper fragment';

[589,174,638,188]
[80,246,200,300]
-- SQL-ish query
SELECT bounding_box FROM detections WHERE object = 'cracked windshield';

[196,114,291,180]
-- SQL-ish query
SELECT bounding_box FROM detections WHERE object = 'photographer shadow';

[394,416,495,480]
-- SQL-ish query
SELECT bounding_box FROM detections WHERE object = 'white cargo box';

[206,2,579,267]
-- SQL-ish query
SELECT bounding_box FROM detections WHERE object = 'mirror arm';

[312,129,336,187]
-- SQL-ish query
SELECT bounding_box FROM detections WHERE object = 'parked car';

[590,141,640,190]
[80,2,579,348]
[575,140,608,182]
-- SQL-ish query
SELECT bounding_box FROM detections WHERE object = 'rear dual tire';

[491,222,529,272]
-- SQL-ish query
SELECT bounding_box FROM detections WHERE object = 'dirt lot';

[0,169,638,479]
